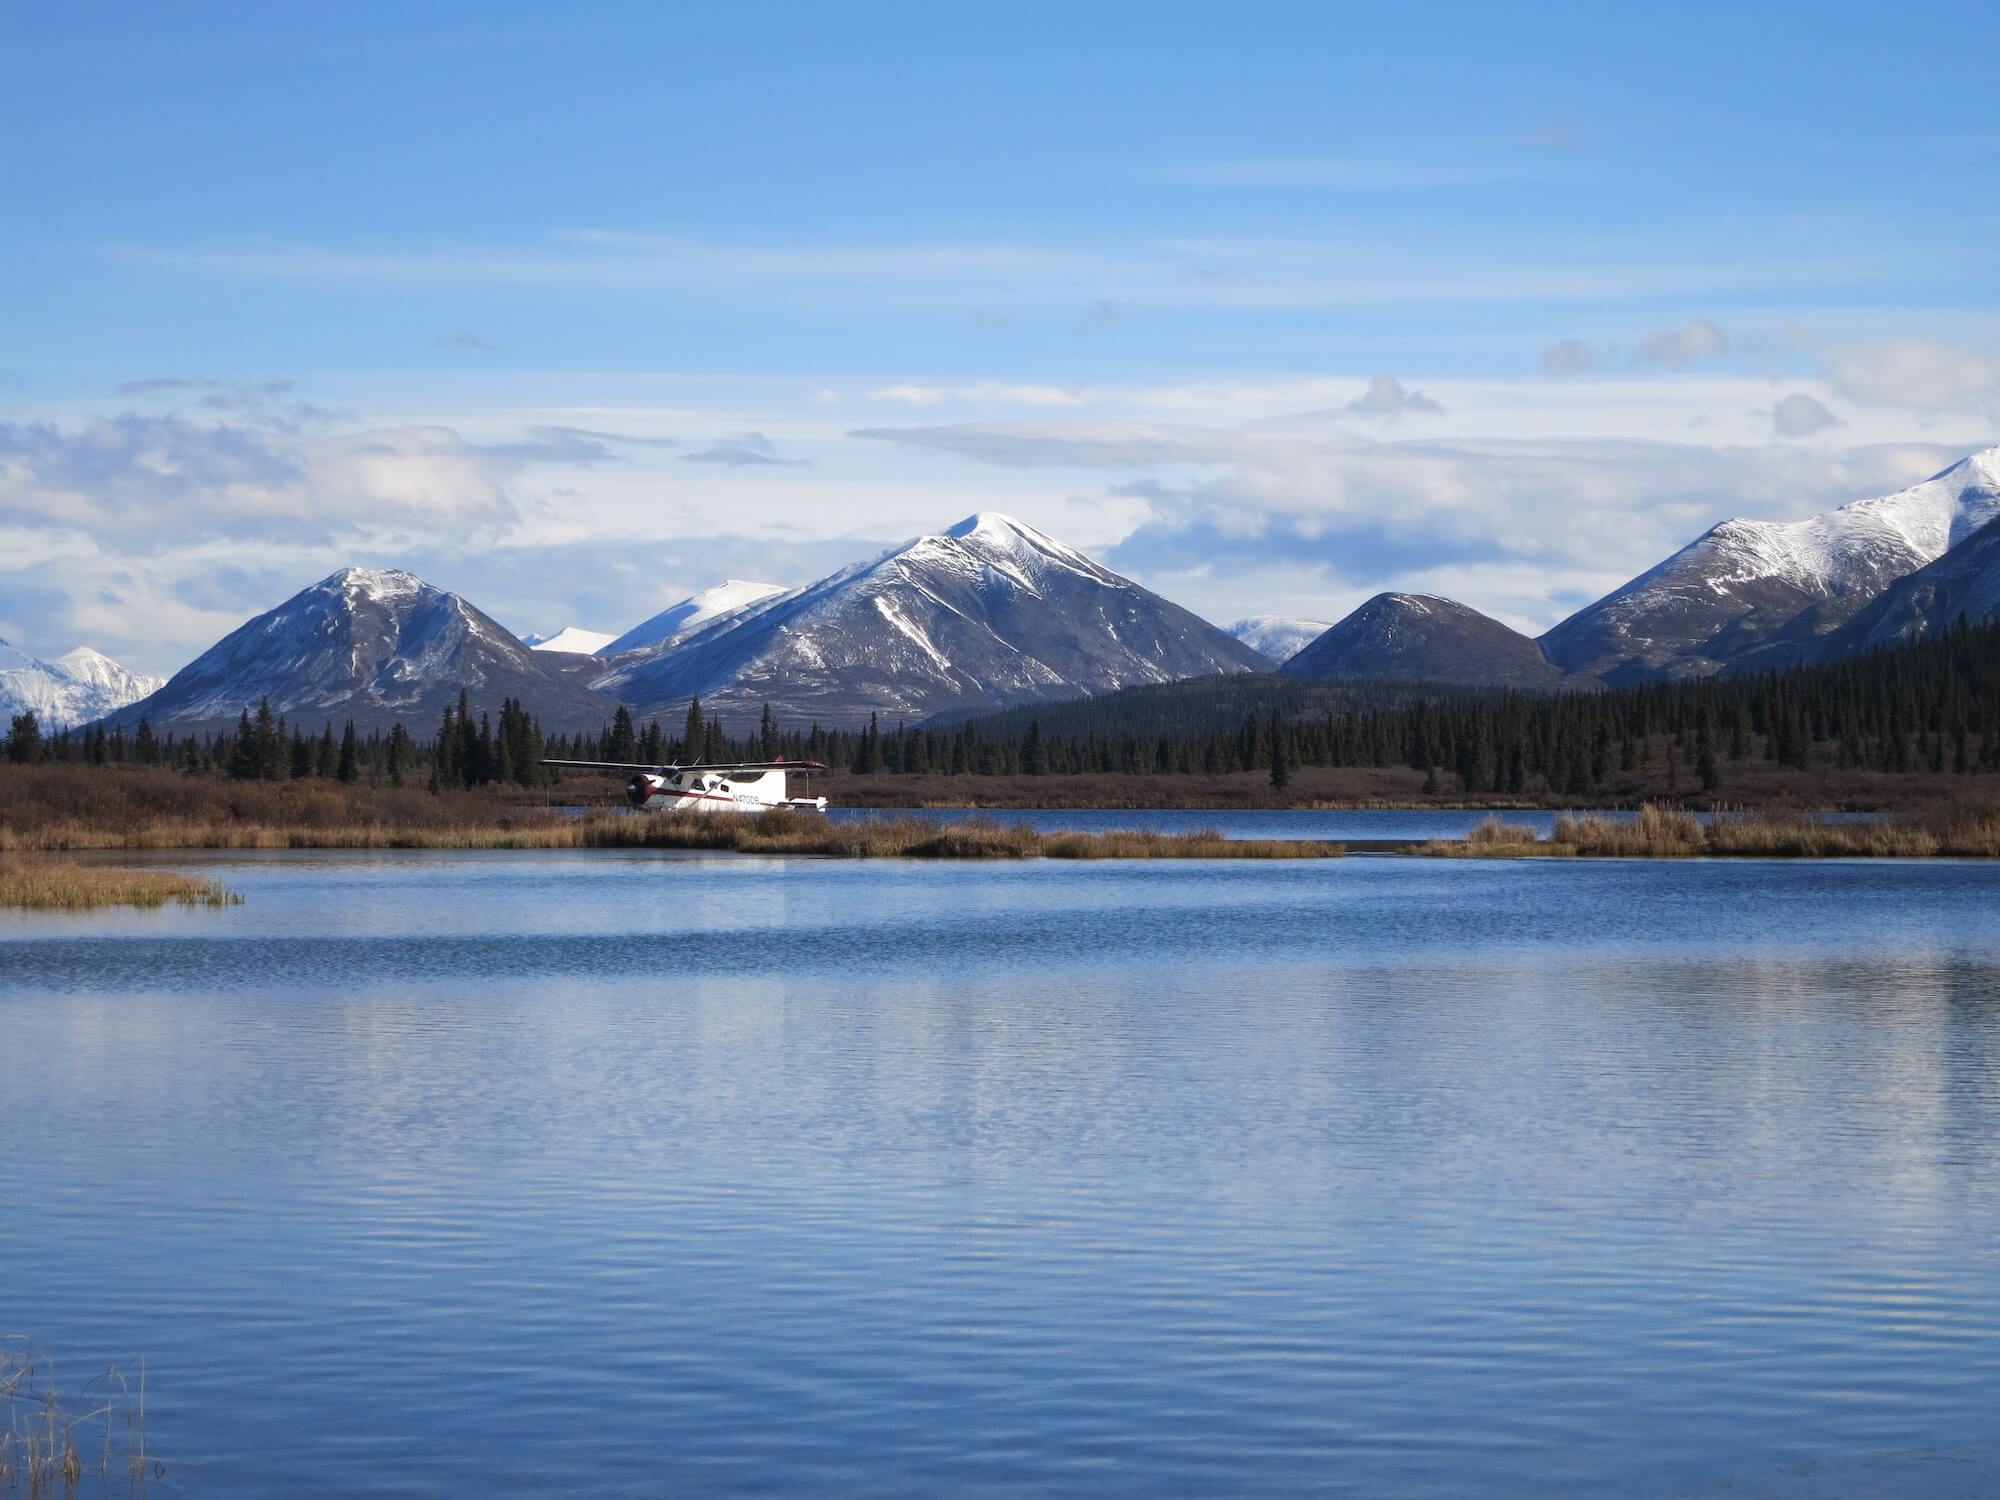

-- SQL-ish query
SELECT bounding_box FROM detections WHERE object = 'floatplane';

[543,757,832,813]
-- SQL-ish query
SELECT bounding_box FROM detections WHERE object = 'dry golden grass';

[0,859,241,910]
[1411,803,2000,859]
[1552,804,1706,856]
[1410,814,1553,858]
[574,811,1343,860]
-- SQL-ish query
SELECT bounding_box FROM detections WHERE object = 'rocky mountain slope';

[602,579,787,658]
[596,513,1270,725]
[1539,448,2000,683]
[1227,615,1331,665]
[1280,594,1560,688]
[105,568,618,733]
[0,640,164,728]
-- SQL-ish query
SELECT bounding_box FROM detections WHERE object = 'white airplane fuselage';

[625,767,827,814]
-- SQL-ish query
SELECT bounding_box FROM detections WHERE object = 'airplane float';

[542,758,831,813]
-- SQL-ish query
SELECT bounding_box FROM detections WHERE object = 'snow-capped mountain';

[595,513,1270,725]
[0,640,164,728]
[1227,615,1332,666]
[1809,514,2000,661]
[603,580,787,658]
[523,625,616,655]
[1541,447,2000,683]
[1280,594,1559,688]
[104,567,618,733]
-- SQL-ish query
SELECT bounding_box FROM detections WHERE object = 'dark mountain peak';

[1281,592,1559,688]
[595,515,1268,726]
[107,567,616,733]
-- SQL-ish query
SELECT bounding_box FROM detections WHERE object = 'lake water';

[5,831,2000,1496]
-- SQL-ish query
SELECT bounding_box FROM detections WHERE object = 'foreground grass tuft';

[0,859,242,909]
[1409,803,2000,859]
[1,1340,154,1493]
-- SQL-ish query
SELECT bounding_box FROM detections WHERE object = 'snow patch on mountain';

[524,626,616,655]
[603,579,787,658]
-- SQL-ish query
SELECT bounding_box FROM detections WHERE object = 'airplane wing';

[542,759,829,773]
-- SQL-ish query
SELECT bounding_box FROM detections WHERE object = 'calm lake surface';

[6,825,2000,1496]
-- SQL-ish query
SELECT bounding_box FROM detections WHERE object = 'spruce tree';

[5,711,42,764]
[608,705,638,762]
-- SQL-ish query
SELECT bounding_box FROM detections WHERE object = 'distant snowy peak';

[599,511,1269,724]
[603,579,787,657]
[525,626,616,655]
[1542,445,2000,682]
[103,566,614,732]
[0,638,164,728]
[1227,615,1332,665]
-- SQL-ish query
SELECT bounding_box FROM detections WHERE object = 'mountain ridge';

[597,512,1270,726]
[1540,447,2000,682]
[105,567,618,733]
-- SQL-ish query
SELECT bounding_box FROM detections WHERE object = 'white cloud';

[1541,338,1598,375]
[1771,393,1840,438]
[0,411,660,553]
[1343,374,1445,417]
[1819,337,1999,414]
[854,415,1970,629]
[1639,316,1730,367]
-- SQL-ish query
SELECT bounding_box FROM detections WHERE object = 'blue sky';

[4,1,1998,671]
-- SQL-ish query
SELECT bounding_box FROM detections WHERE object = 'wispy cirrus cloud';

[108,229,1915,313]
[682,432,808,467]
[865,383,1089,407]
[1154,152,1570,190]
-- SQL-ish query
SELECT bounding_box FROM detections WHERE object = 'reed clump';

[1552,804,1706,856]
[1,1341,152,1495]
[1412,802,2000,859]
[0,859,241,910]
[1407,814,1553,858]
